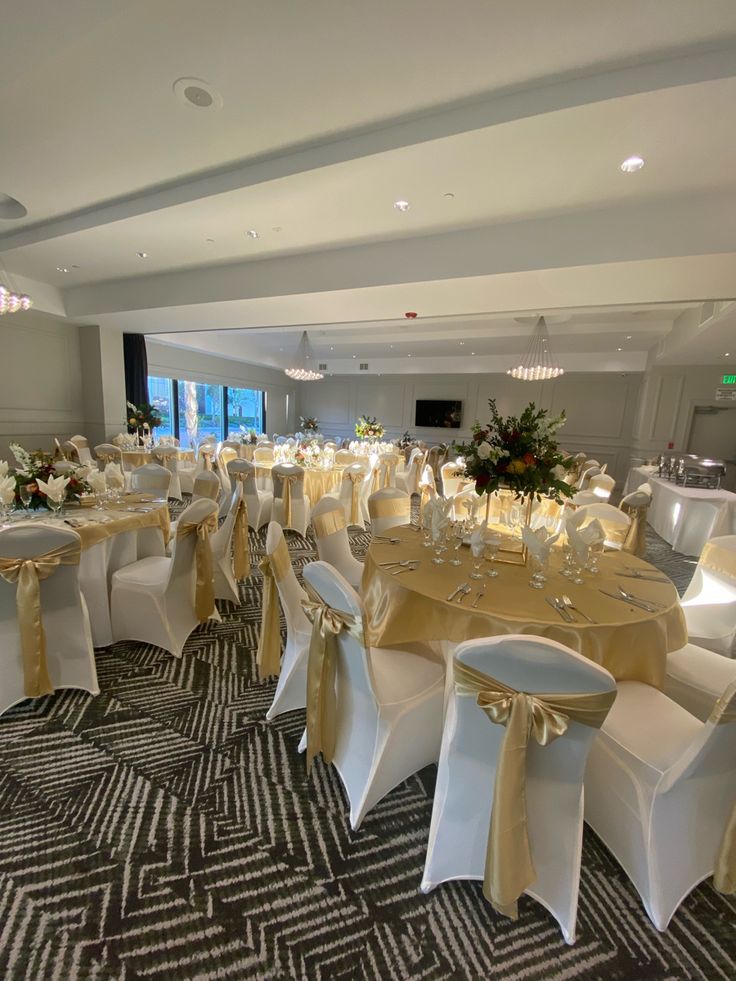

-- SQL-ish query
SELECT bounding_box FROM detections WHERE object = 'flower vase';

[482,488,531,566]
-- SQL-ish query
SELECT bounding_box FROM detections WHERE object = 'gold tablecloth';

[47,495,170,549]
[361,527,686,688]
[121,449,195,470]
[255,464,343,505]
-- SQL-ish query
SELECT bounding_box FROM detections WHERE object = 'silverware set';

[617,569,670,584]
[545,594,597,623]
[599,586,665,613]
[447,582,472,603]
[471,582,487,608]
[378,559,420,575]
[373,536,401,544]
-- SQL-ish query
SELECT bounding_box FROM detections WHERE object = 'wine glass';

[19,484,33,514]
[561,543,575,578]
[485,534,501,577]
[46,495,63,519]
[449,521,465,566]
[470,539,485,579]
[571,549,586,585]
[586,540,604,574]
[431,528,446,565]
[528,552,548,589]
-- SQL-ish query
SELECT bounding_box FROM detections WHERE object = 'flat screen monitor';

[415,399,462,429]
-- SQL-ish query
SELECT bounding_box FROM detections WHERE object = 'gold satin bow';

[279,474,298,528]
[712,684,736,894]
[257,554,282,680]
[619,502,649,557]
[0,539,82,698]
[346,471,364,525]
[176,514,217,621]
[301,582,364,773]
[232,497,250,580]
[454,659,615,919]
[370,465,382,495]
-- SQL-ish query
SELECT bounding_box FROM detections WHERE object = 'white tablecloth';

[623,465,657,496]
[646,476,736,556]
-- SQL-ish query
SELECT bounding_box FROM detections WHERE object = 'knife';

[546,596,572,622]
[599,589,657,613]
[617,573,669,584]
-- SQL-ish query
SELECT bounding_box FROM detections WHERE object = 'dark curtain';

[123,333,149,407]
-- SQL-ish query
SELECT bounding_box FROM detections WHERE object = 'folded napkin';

[0,460,8,480]
[75,464,93,482]
[105,462,125,489]
[469,522,487,556]
[431,496,452,541]
[87,471,107,494]
[36,473,69,503]
[0,475,16,505]
[521,524,559,562]
[565,510,604,559]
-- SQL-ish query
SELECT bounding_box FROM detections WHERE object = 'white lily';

[0,475,16,505]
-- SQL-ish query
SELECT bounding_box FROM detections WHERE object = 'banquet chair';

[588,473,616,501]
[94,443,123,468]
[418,464,437,518]
[440,460,469,499]
[151,446,182,500]
[395,449,424,496]
[301,561,444,829]
[62,440,81,462]
[69,435,94,465]
[111,498,219,658]
[584,679,736,931]
[665,643,736,720]
[0,523,98,716]
[311,496,364,589]
[211,484,246,605]
[570,490,599,507]
[130,463,172,498]
[381,452,401,488]
[421,635,617,945]
[192,470,221,502]
[333,462,371,530]
[228,458,273,530]
[272,463,311,537]
[53,460,79,476]
[577,465,601,490]
[451,487,484,524]
[334,449,356,467]
[217,442,240,501]
[618,488,652,558]
[574,502,631,549]
[254,446,274,464]
[323,441,339,452]
[368,488,411,536]
[679,535,736,657]
[264,521,312,720]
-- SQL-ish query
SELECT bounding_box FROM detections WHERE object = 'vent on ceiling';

[359,363,369,371]
[318,363,328,371]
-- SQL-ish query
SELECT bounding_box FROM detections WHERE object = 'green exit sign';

[723,374,736,385]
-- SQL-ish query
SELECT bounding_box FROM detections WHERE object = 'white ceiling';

[1,1,736,373]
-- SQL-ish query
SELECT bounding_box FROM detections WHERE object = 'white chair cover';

[151,447,182,500]
[311,497,363,589]
[227,458,273,530]
[111,498,219,658]
[440,460,469,499]
[94,443,123,468]
[272,464,311,536]
[333,462,371,530]
[588,473,616,501]
[574,502,631,548]
[264,522,312,720]
[0,524,98,715]
[395,448,424,496]
[211,484,246,605]
[130,463,172,497]
[421,635,616,944]
[665,643,736,721]
[584,680,736,930]
[69,435,94,465]
[301,561,444,829]
[192,470,221,502]
[368,488,411,536]
[680,535,736,657]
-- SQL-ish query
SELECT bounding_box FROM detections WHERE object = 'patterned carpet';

[0,513,733,980]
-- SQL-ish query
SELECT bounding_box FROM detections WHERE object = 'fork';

[617,585,665,609]
[561,594,597,623]
[447,582,469,602]
[471,582,487,608]
[456,584,472,603]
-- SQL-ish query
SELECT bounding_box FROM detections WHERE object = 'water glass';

[470,541,485,579]
[485,535,500,577]
[47,496,63,519]
[19,485,33,513]
[561,543,575,578]
[449,521,465,566]
[528,552,548,590]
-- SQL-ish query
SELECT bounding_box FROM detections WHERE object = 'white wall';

[0,310,86,460]
[146,340,298,434]
[299,371,642,482]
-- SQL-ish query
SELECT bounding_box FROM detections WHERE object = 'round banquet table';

[8,495,170,648]
[361,526,687,688]
[121,448,195,470]
[255,463,343,505]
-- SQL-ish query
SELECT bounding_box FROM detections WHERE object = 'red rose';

[475,474,490,489]
[523,453,536,466]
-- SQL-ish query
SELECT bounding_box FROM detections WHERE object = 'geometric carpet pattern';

[0,520,733,980]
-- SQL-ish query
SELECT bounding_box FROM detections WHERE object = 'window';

[178,381,223,448]
[226,386,265,436]
[147,376,174,437]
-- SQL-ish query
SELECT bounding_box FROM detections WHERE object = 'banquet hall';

[0,2,735,978]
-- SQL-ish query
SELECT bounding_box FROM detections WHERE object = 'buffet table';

[645,476,736,556]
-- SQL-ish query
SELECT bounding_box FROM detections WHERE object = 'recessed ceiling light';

[407,353,412,357]
[173,77,223,110]
[0,192,27,220]
[471,351,476,355]
[136,251,149,259]
[726,352,731,357]
[626,335,632,340]
[330,346,334,351]
[620,155,645,173]
[246,229,259,239]
[56,266,69,273]
[71,264,80,269]
[617,347,622,351]
[459,341,465,346]
[352,354,356,359]
[393,200,410,212]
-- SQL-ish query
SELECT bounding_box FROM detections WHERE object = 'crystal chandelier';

[507,316,563,381]
[0,256,32,315]
[284,330,324,381]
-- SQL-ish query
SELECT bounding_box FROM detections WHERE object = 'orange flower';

[522,452,536,466]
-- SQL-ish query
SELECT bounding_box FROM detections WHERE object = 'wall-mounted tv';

[415,399,463,429]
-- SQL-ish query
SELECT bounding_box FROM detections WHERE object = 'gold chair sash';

[256,536,291,680]
[369,496,410,520]
[278,473,298,528]
[232,497,250,580]
[419,481,435,518]
[199,447,214,471]
[97,452,116,466]
[0,539,82,698]
[453,658,616,919]
[711,684,736,894]
[313,508,346,539]
[346,471,364,525]
[301,581,364,773]
[620,501,649,557]
[176,513,217,621]
[370,466,382,495]
[700,541,736,580]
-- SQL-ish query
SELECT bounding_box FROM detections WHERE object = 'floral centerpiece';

[229,426,259,445]
[355,415,385,440]
[397,430,414,449]
[299,416,320,434]
[454,400,574,505]
[6,444,90,509]
[126,400,163,432]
